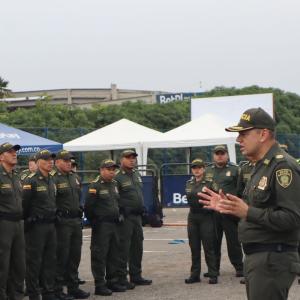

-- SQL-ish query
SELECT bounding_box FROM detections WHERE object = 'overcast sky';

[1,0,300,94]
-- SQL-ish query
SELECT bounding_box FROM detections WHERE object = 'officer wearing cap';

[199,107,300,300]
[20,154,38,182]
[23,149,58,300]
[115,149,152,287]
[185,159,218,285]
[85,159,126,296]
[0,143,25,300]
[51,150,89,300]
[204,145,244,278]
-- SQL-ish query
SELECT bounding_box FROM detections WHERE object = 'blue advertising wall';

[161,174,191,207]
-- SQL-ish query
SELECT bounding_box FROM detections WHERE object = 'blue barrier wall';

[161,174,191,207]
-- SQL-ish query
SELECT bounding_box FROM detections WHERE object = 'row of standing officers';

[0,145,151,300]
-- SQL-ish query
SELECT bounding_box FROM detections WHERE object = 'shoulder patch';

[276,169,292,188]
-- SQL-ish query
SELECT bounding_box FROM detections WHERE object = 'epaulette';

[27,172,36,178]
[187,177,194,182]
[112,179,117,183]
[238,160,249,167]
[228,161,238,166]
[92,175,100,183]
[115,169,121,175]
[275,154,285,161]
[206,162,214,166]
[49,169,57,176]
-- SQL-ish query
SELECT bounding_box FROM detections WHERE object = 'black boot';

[208,277,218,284]
[130,276,152,285]
[185,276,201,284]
[94,286,112,296]
[106,282,126,292]
[68,288,90,299]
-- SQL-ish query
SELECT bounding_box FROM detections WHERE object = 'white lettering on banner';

[160,94,183,104]
[173,193,187,204]
[0,133,21,139]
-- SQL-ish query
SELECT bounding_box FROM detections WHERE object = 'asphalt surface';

[25,208,300,299]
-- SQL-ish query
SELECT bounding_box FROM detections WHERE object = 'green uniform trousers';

[214,213,243,272]
[117,215,143,280]
[244,251,300,300]
[187,212,218,278]
[0,220,25,300]
[91,222,119,288]
[55,220,82,293]
[25,223,57,299]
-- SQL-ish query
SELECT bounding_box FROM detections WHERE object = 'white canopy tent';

[143,114,238,163]
[63,119,164,165]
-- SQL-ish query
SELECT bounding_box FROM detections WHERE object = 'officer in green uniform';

[205,145,244,277]
[52,150,89,300]
[85,159,126,296]
[115,149,152,287]
[199,107,300,300]
[185,159,218,285]
[23,149,58,300]
[20,154,37,182]
[0,143,25,300]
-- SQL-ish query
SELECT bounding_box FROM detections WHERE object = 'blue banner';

[161,175,191,207]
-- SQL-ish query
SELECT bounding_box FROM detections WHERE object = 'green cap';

[225,107,276,132]
[100,159,119,168]
[213,145,228,153]
[121,149,138,158]
[35,149,56,160]
[191,158,205,168]
[0,143,21,154]
[55,150,74,160]
[28,154,36,162]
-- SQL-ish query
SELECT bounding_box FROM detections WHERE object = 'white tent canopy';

[143,114,238,162]
[64,119,164,165]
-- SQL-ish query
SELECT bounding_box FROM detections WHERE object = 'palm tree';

[0,77,11,99]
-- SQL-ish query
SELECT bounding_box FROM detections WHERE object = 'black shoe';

[106,283,126,292]
[235,270,244,277]
[118,280,135,290]
[55,292,74,300]
[78,278,86,285]
[204,271,220,277]
[130,277,152,285]
[208,277,218,284]
[68,289,90,299]
[95,287,112,296]
[240,278,246,284]
[185,276,201,284]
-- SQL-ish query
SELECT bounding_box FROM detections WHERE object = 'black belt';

[57,210,80,219]
[243,243,298,255]
[0,212,23,222]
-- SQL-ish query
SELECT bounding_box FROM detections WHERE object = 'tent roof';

[0,123,62,155]
[143,114,237,149]
[64,119,163,152]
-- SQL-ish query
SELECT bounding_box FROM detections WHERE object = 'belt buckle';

[275,244,283,252]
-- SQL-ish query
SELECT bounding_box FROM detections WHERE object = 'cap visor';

[12,144,21,151]
[225,126,254,132]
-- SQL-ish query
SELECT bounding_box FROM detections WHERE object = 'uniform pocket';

[290,262,300,275]
[251,188,271,207]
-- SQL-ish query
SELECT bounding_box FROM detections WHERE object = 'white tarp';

[64,119,164,165]
[143,114,238,162]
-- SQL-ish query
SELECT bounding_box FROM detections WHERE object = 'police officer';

[23,149,58,300]
[237,161,254,198]
[52,150,89,300]
[205,145,244,277]
[0,143,25,300]
[199,107,300,300]
[20,154,37,182]
[185,159,218,285]
[115,149,152,287]
[85,159,126,296]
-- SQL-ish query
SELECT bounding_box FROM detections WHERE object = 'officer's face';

[0,149,18,167]
[191,166,205,178]
[37,158,53,173]
[56,159,72,173]
[121,155,137,169]
[28,161,38,173]
[100,167,116,181]
[236,129,263,159]
[213,151,228,166]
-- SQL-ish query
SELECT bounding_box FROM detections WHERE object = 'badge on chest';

[257,176,268,190]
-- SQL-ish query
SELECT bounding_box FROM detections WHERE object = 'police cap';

[0,143,21,154]
[55,150,74,161]
[120,149,138,158]
[100,159,119,168]
[35,149,56,160]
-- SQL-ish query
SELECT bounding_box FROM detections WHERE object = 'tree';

[0,77,11,99]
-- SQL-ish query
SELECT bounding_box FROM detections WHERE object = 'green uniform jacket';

[85,176,120,222]
[0,165,23,215]
[22,169,56,220]
[239,143,300,246]
[51,168,82,216]
[20,169,32,182]
[185,176,213,213]
[205,163,239,195]
[115,168,144,214]
[237,161,254,197]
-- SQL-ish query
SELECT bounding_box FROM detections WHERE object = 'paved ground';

[76,208,300,299]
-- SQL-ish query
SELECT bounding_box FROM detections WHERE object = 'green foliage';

[0,77,11,99]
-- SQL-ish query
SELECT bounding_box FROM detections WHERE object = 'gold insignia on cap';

[241,113,251,121]
[276,169,292,188]
[257,176,268,190]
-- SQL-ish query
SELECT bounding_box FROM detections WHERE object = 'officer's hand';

[218,193,249,219]
[198,187,224,211]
